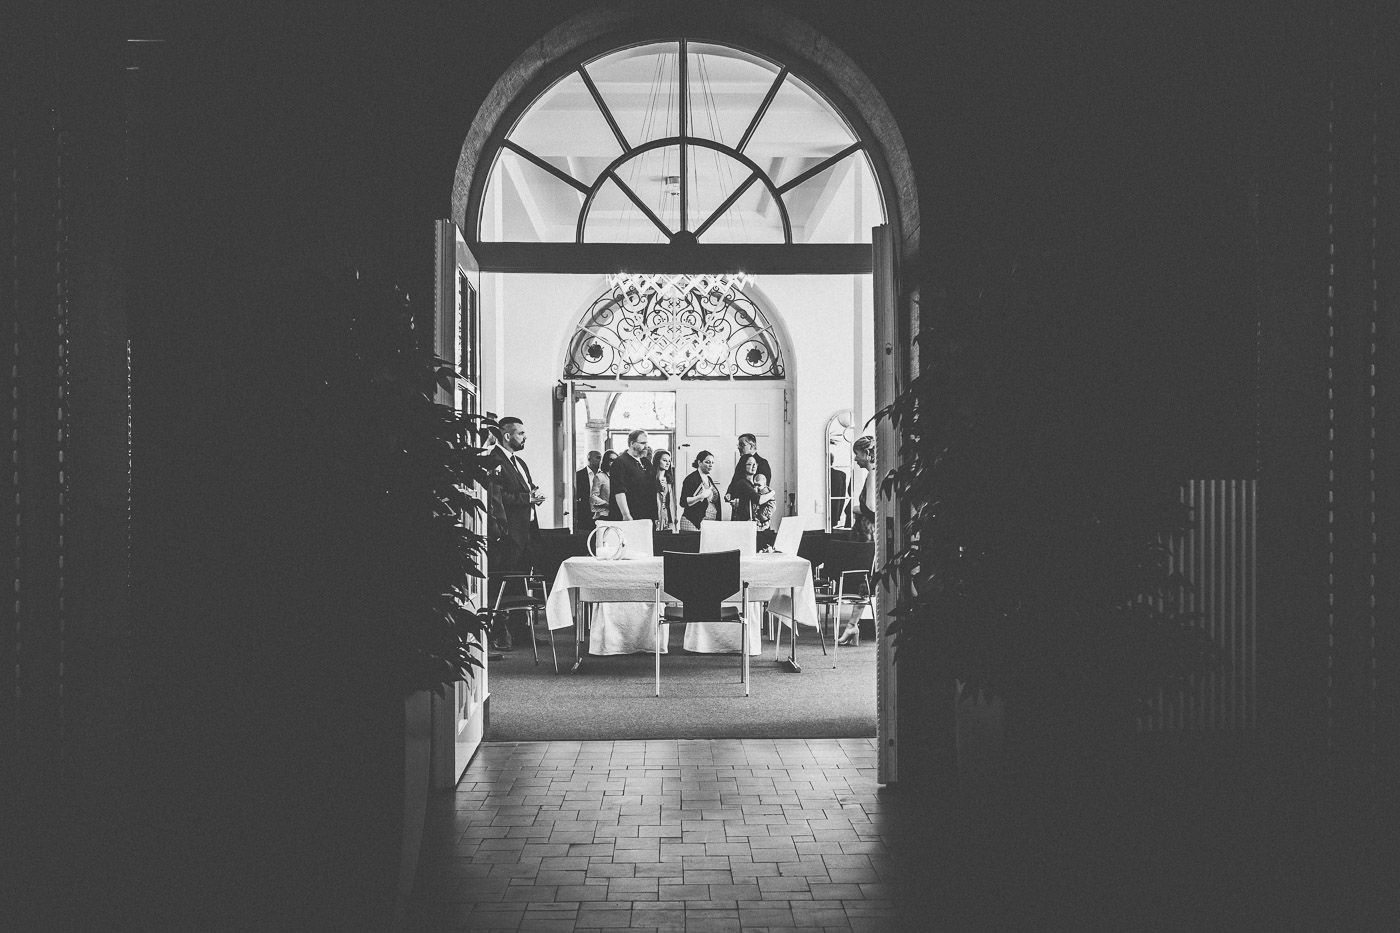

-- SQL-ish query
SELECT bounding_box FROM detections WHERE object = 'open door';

[431,218,486,788]
[872,224,900,785]
[674,384,788,518]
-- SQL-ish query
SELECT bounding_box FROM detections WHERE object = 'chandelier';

[606,272,758,299]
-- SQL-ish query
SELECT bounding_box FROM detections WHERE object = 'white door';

[431,218,486,788]
[872,224,899,786]
[674,384,788,519]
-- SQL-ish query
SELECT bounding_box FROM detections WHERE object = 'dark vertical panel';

[1373,0,1400,790]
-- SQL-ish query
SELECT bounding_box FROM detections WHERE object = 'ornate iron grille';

[564,274,784,380]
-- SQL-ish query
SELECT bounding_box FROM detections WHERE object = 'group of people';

[487,413,875,650]
[574,432,786,534]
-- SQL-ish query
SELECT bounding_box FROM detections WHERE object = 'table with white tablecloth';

[545,554,819,663]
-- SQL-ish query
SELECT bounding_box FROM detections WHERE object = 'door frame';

[448,4,921,785]
[430,219,487,789]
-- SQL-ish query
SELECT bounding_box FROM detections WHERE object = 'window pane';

[690,145,784,244]
[685,42,783,147]
[740,73,857,187]
[508,71,622,176]
[782,150,882,244]
[583,42,681,149]
[479,148,585,241]
[583,174,670,244]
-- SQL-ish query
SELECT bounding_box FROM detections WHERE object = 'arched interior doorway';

[438,1,920,785]
[562,273,796,516]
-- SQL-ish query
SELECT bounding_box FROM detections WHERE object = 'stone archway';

[451,0,922,785]
[450,1,920,267]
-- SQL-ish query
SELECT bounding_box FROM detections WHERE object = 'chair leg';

[547,621,558,674]
[528,611,540,665]
[654,586,662,698]
[741,619,749,696]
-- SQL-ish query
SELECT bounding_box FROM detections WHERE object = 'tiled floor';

[408,739,910,932]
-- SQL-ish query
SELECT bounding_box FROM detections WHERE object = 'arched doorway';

[562,273,793,516]
[440,1,920,785]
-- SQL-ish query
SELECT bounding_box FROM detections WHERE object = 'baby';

[749,472,775,530]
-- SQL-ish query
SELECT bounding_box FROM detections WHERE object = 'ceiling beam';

[469,242,872,274]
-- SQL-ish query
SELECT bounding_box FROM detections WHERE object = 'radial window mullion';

[608,171,674,240]
[737,66,787,155]
[501,140,590,194]
[776,142,862,195]
[578,66,632,154]
[693,172,760,240]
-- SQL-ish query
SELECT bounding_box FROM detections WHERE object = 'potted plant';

[300,268,499,928]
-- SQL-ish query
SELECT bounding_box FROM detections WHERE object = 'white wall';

[481,271,875,529]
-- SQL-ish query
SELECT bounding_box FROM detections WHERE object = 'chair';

[815,540,876,660]
[489,571,556,672]
[761,516,807,641]
[655,550,750,697]
[687,521,760,654]
[585,519,660,657]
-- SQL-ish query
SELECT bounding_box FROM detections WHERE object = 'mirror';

[826,409,856,531]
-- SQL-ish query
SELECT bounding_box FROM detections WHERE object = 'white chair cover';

[771,515,806,555]
[698,520,757,555]
[686,521,761,654]
[587,519,662,655]
[593,519,655,558]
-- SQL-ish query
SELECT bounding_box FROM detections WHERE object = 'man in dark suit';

[488,416,544,649]
[573,449,603,533]
[608,429,657,523]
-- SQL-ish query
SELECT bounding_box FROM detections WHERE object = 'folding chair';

[489,571,556,672]
[655,549,750,697]
[815,540,875,664]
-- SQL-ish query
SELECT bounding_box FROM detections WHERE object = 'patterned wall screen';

[564,274,784,380]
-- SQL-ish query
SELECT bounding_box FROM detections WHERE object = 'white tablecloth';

[545,555,819,655]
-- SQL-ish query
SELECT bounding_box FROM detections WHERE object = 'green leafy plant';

[307,269,501,697]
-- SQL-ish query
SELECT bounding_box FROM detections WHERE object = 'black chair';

[489,571,556,672]
[654,549,750,697]
[815,540,875,663]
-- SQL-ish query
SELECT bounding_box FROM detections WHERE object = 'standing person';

[608,429,658,522]
[736,433,772,488]
[487,416,545,650]
[652,449,677,531]
[590,452,613,527]
[725,454,764,522]
[852,435,877,542]
[679,450,722,531]
[573,449,603,533]
[748,469,776,531]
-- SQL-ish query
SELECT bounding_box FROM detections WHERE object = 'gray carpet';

[485,634,877,741]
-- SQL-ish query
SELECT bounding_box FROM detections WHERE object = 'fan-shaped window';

[564,274,785,380]
[479,40,885,245]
